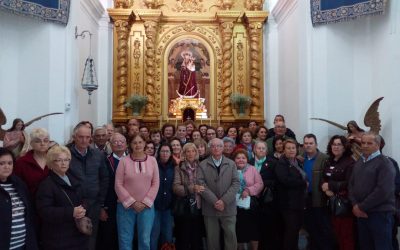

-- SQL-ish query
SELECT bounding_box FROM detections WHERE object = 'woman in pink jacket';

[115,134,160,250]
[234,149,264,250]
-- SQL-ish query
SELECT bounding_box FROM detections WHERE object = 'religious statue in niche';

[168,39,210,119]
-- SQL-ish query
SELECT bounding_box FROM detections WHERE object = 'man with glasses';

[97,132,127,250]
[197,138,240,250]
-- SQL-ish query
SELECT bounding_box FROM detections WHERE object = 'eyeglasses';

[32,139,50,144]
[111,140,126,145]
[54,158,71,163]
[210,145,223,149]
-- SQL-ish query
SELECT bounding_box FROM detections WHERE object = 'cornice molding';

[271,0,298,26]
[81,0,106,24]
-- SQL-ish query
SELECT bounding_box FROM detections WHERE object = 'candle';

[218,113,220,126]
[159,115,162,129]
[175,118,178,128]
[209,115,212,127]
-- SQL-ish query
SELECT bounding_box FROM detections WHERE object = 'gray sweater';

[349,154,395,213]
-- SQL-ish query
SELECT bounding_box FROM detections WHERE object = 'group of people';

[0,115,398,250]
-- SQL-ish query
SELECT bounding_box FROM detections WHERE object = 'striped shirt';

[0,182,26,250]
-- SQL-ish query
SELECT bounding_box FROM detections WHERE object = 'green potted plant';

[125,94,148,116]
[230,93,252,116]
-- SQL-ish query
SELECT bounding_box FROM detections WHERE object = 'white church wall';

[268,0,400,161]
[0,0,112,144]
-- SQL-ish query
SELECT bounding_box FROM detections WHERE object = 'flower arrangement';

[230,93,252,115]
[125,94,148,115]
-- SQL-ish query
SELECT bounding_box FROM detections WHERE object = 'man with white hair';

[197,138,240,250]
[68,123,109,250]
[349,132,395,250]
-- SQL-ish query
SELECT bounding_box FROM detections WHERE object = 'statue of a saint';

[177,50,199,98]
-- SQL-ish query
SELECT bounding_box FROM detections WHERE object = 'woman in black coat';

[36,146,88,250]
[0,147,38,250]
[274,139,307,250]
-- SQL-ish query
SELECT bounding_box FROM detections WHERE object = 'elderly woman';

[3,118,26,157]
[234,129,254,162]
[234,149,264,250]
[151,143,175,250]
[115,134,159,250]
[15,128,50,198]
[321,135,355,250]
[0,147,38,250]
[250,141,281,250]
[36,146,88,250]
[173,142,204,250]
[275,139,307,250]
[255,126,268,142]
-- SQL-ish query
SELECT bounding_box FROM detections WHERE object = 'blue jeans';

[150,209,174,250]
[357,211,394,250]
[117,203,155,250]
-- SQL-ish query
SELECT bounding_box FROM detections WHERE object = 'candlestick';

[159,115,162,129]
[175,118,178,128]
[209,115,212,127]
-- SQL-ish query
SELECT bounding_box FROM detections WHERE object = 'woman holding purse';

[321,135,355,250]
[36,145,88,250]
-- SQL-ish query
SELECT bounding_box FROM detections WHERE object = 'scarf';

[237,164,249,194]
[254,157,266,172]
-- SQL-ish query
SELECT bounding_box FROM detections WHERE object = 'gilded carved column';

[217,11,241,118]
[245,12,268,118]
[109,10,135,118]
[220,21,234,116]
[138,10,161,118]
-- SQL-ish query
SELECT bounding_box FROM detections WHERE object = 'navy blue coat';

[154,159,175,211]
[0,175,38,250]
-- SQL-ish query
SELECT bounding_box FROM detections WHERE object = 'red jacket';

[14,150,49,198]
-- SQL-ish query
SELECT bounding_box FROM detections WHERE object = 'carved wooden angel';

[0,108,62,157]
[311,97,384,160]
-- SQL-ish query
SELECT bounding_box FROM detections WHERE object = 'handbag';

[172,183,200,217]
[261,187,274,204]
[60,188,93,235]
[328,195,351,217]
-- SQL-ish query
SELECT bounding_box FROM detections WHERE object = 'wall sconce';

[75,26,98,104]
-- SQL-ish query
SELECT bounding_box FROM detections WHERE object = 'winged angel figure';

[311,97,384,160]
[0,108,62,157]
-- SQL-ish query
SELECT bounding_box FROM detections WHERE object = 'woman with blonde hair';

[15,128,50,198]
[36,145,88,250]
[173,142,204,250]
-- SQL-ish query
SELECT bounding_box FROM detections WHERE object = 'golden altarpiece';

[108,0,268,128]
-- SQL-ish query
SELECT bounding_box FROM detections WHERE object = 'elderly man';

[92,127,112,155]
[104,123,114,140]
[266,121,295,153]
[67,123,109,250]
[97,132,127,250]
[267,115,297,140]
[197,138,240,250]
[349,132,395,250]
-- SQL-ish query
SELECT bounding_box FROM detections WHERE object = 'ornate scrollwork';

[114,20,131,116]
[144,0,163,9]
[114,0,133,8]
[143,20,159,115]
[245,0,264,11]
[216,0,234,10]
[183,21,196,32]
[236,40,244,71]
[220,21,234,115]
[173,0,206,13]
[247,22,263,116]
